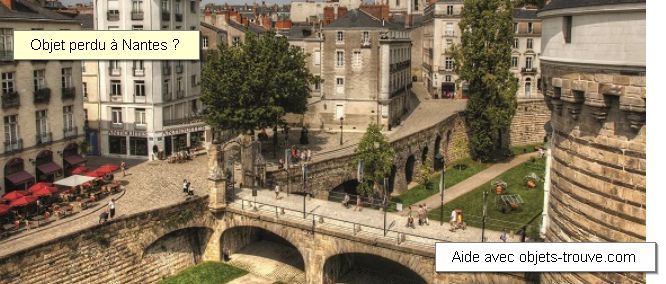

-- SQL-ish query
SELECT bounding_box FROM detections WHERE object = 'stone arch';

[140,226,214,280]
[405,155,416,184]
[328,179,360,202]
[4,158,33,192]
[322,252,428,284]
[444,130,452,162]
[420,145,428,163]
[433,134,443,171]
[35,150,58,182]
[388,165,397,194]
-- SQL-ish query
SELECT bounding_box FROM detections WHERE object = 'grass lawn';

[511,143,544,156]
[428,157,545,235]
[388,158,489,211]
[159,261,248,284]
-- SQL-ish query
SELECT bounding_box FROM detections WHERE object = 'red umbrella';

[85,170,105,178]
[9,195,38,207]
[32,187,57,197]
[96,164,120,174]
[0,204,11,215]
[28,182,54,193]
[2,190,28,201]
[71,166,89,175]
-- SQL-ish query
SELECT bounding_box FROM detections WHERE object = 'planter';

[526,179,536,188]
[495,184,505,195]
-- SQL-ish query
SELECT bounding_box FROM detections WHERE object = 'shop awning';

[5,171,34,185]
[64,155,85,165]
[54,175,96,187]
[37,162,62,175]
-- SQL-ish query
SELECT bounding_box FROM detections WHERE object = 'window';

[191,99,198,114]
[190,1,196,13]
[83,82,88,98]
[528,22,533,34]
[202,36,209,48]
[445,57,453,71]
[514,23,518,33]
[396,0,399,7]
[445,75,451,82]
[513,38,519,49]
[163,79,170,95]
[177,77,183,91]
[511,56,518,68]
[414,0,418,11]
[109,136,127,155]
[132,0,142,12]
[132,25,143,30]
[353,51,362,67]
[336,31,344,43]
[525,78,532,97]
[3,115,18,143]
[175,0,181,14]
[0,29,13,56]
[445,23,454,36]
[232,36,240,46]
[527,38,533,49]
[61,68,72,89]
[111,80,121,96]
[161,0,169,11]
[63,105,74,131]
[336,51,344,67]
[129,137,148,156]
[336,77,344,95]
[1,72,14,94]
[191,75,197,87]
[111,107,123,124]
[34,70,46,91]
[314,80,320,91]
[36,110,48,138]
[362,31,369,45]
[563,16,572,43]
[446,5,453,15]
[135,108,146,125]
[81,61,86,72]
[525,57,533,69]
[313,49,321,65]
[134,81,145,97]
[133,60,144,70]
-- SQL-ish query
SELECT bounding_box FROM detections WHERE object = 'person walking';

[500,229,508,242]
[120,161,127,176]
[108,199,116,219]
[274,184,280,200]
[342,193,350,208]
[354,195,362,211]
[417,205,424,226]
[307,149,312,161]
[152,144,159,161]
[423,203,430,225]
[182,179,189,194]
[449,209,457,231]
[99,210,109,224]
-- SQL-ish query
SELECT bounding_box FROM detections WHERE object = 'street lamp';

[439,166,445,226]
[481,190,488,242]
[339,117,344,145]
[383,176,388,236]
[302,162,307,219]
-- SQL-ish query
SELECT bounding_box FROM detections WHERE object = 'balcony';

[176,90,185,99]
[109,67,121,76]
[133,68,145,77]
[175,65,183,73]
[107,11,119,21]
[110,123,124,129]
[4,139,22,153]
[521,67,538,75]
[131,11,144,20]
[161,11,170,21]
[33,88,51,104]
[63,127,78,138]
[134,123,147,130]
[0,50,13,61]
[110,94,123,102]
[62,87,76,100]
[2,92,20,109]
[444,31,455,37]
[361,40,371,48]
[163,92,172,102]
[162,66,171,75]
[163,115,203,127]
[175,13,183,22]
[36,132,52,144]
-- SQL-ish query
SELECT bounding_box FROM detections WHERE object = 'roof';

[324,9,403,30]
[227,19,265,34]
[0,0,77,22]
[73,13,93,29]
[201,21,229,35]
[513,8,538,19]
[540,0,645,11]
[283,25,315,39]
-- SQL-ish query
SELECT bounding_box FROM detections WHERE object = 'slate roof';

[324,9,403,30]
[513,8,538,19]
[201,21,228,35]
[541,0,645,11]
[283,25,315,39]
[73,13,93,30]
[0,0,77,21]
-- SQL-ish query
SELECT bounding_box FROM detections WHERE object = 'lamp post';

[383,176,388,236]
[302,162,307,219]
[439,167,445,226]
[339,117,344,145]
[481,190,488,242]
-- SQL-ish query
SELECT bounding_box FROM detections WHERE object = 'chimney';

[1,0,12,10]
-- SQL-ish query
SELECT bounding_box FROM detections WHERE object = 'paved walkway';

[405,152,540,215]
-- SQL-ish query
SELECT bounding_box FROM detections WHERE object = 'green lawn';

[428,157,545,235]
[388,158,489,211]
[511,143,544,156]
[159,262,248,284]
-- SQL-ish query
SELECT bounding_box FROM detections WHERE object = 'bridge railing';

[227,197,447,250]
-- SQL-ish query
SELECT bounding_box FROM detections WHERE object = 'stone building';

[93,0,205,158]
[512,7,542,99]
[538,0,646,283]
[201,8,264,46]
[311,9,412,131]
[290,0,361,23]
[0,0,85,194]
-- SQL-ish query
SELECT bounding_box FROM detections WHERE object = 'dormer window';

[336,31,344,43]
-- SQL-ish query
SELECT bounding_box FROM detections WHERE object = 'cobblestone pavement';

[226,240,305,284]
[231,187,519,245]
[0,155,208,257]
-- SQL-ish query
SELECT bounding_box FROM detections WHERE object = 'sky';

[62,0,294,6]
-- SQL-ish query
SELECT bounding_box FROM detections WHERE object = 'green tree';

[419,157,434,190]
[513,0,546,9]
[353,124,395,197]
[452,0,518,161]
[201,31,317,133]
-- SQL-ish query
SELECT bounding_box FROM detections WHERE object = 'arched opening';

[142,227,214,280]
[328,179,360,202]
[388,165,397,194]
[35,150,61,182]
[433,135,443,171]
[323,253,427,284]
[525,78,532,98]
[62,143,84,177]
[420,146,428,164]
[4,158,34,192]
[221,226,305,283]
[405,155,415,184]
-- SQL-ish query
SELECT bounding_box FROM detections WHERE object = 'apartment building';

[290,0,361,23]
[201,8,264,46]
[93,0,204,158]
[0,0,85,194]
[512,7,541,99]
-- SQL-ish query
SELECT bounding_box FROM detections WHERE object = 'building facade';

[93,0,205,158]
[290,0,361,23]
[512,7,542,99]
[1,0,85,194]
[421,0,462,98]
[539,0,646,283]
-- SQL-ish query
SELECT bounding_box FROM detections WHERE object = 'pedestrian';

[423,203,430,225]
[342,193,350,208]
[120,161,127,176]
[152,144,159,160]
[99,210,109,224]
[108,199,115,219]
[449,209,457,231]
[307,149,312,161]
[354,195,362,211]
[538,147,545,159]
[275,184,280,200]
[188,184,194,196]
[500,229,508,242]
[182,179,189,194]
[300,150,306,163]
[223,247,230,262]
[407,206,415,228]
[417,205,424,226]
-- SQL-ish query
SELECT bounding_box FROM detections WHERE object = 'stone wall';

[0,197,213,284]
[540,60,646,284]
[509,98,551,147]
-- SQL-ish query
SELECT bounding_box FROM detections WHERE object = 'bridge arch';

[405,155,416,184]
[139,226,214,280]
[322,252,428,284]
[328,179,360,202]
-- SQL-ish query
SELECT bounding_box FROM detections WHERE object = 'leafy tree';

[419,157,434,190]
[513,0,546,9]
[353,124,395,197]
[452,0,518,161]
[201,31,318,134]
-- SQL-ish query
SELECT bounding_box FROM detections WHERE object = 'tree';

[419,157,434,190]
[201,31,318,134]
[513,0,546,9]
[452,0,518,161]
[353,124,395,197]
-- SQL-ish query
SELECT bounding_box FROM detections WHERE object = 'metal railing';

[63,127,78,138]
[131,11,144,20]
[163,115,202,126]
[0,50,13,61]
[61,87,76,100]
[521,67,537,74]
[133,68,145,77]
[175,65,183,73]
[107,11,119,21]
[176,90,184,99]
[227,197,445,248]
[175,13,183,22]
[161,11,170,21]
[3,139,22,153]
[1,92,20,108]
[36,132,52,144]
[33,88,51,104]
[109,67,121,76]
